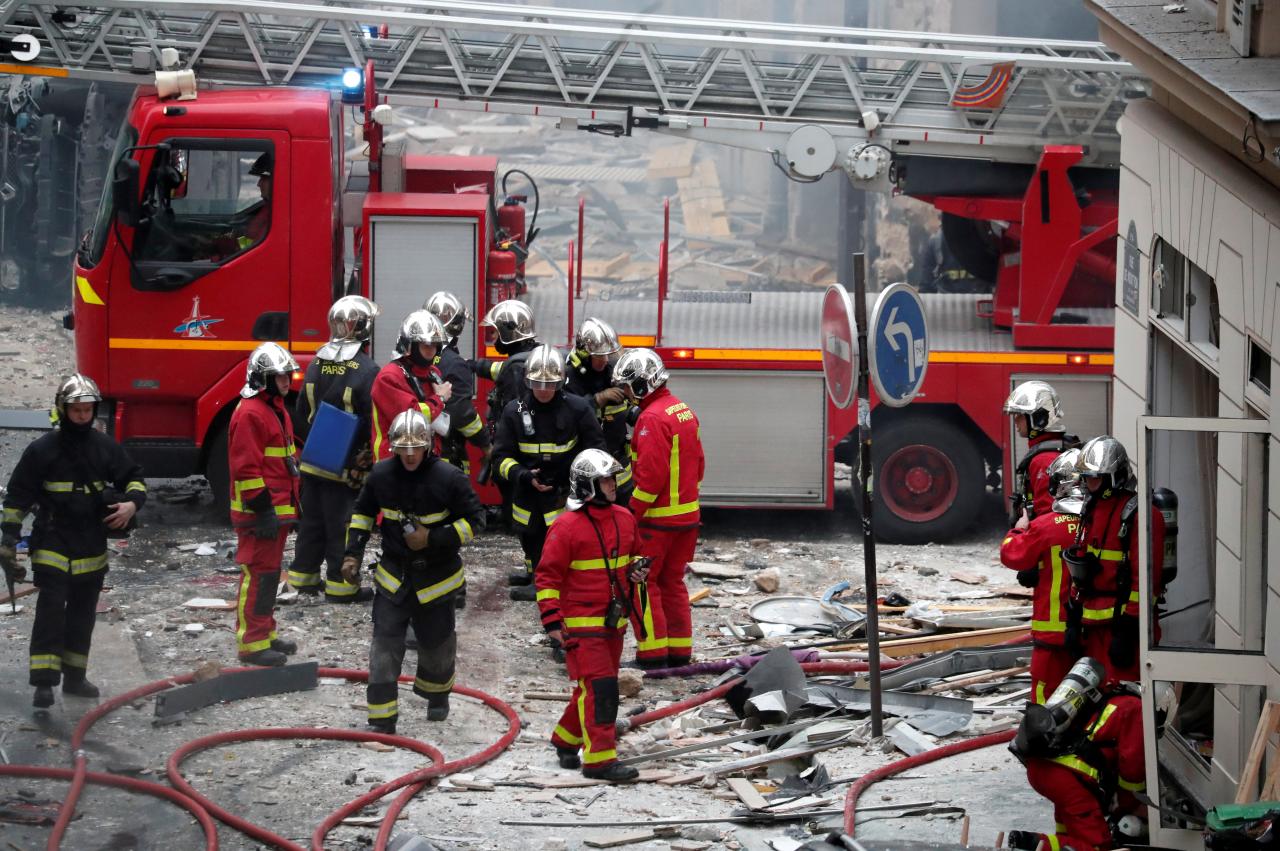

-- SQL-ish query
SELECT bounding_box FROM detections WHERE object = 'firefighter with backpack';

[1004,381,1081,524]
[371,311,452,462]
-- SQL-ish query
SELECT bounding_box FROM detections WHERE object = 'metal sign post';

[850,253,884,738]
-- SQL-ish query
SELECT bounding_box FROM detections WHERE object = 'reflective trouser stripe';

[552,724,582,746]
[413,674,455,693]
[30,653,61,671]
[326,578,358,597]
[236,566,273,653]
[577,680,617,766]
[62,651,89,668]
[288,570,322,588]
[666,636,693,650]
[368,699,398,720]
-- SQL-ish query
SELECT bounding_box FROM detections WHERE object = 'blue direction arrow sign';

[869,283,929,407]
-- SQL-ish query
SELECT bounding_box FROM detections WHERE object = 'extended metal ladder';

[1,0,1147,179]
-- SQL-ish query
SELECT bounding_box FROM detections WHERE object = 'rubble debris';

[689,561,745,579]
[753,567,782,593]
[876,646,1032,691]
[803,684,973,736]
[182,597,234,610]
[154,662,319,718]
[583,830,660,847]
[886,721,936,756]
[617,669,644,698]
[747,597,865,635]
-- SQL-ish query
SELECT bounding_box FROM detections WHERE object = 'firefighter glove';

[341,556,361,583]
[594,387,626,408]
[403,520,430,551]
[0,538,25,584]
[251,509,280,540]
[1016,567,1040,588]
[1109,614,1140,670]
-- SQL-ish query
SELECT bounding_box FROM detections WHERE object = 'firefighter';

[289,295,379,602]
[1004,380,1079,524]
[565,317,634,507]
[537,448,648,783]
[614,348,705,670]
[1064,437,1166,683]
[0,375,146,707]
[341,408,484,733]
[371,310,453,462]
[472,299,540,419]
[1000,449,1084,704]
[493,344,606,601]
[244,152,272,247]
[229,342,302,667]
[1008,657,1175,851]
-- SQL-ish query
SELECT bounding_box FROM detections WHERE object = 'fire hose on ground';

[5,666,519,851]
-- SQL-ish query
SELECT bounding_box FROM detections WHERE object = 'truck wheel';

[872,418,983,543]
[204,426,231,521]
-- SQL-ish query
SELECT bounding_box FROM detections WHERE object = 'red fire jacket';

[228,392,299,528]
[1000,511,1078,646]
[536,503,641,635]
[630,387,704,528]
[1021,432,1069,520]
[1046,691,1146,799]
[370,358,445,461]
[1075,489,1166,625]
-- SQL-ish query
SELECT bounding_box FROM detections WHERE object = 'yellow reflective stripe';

[645,500,699,518]
[235,477,266,492]
[1049,754,1100,782]
[512,504,532,526]
[602,402,629,417]
[451,518,474,543]
[636,596,665,650]
[564,616,607,628]
[62,651,89,668]
[3,507,26,524]
[42,481,75,493]
[537,588,560,601]
[350,513,375,531]
[553,724,582,746]
[415,568,466,605]
[498,458,518,479]
[1081,606,1115,621]
[372,407,385,458]
[669,434,681,504]
[1030,620,1067,632]
[375,564,402,593]
[414,674,455,693]
[569,554,635,571]
[288,570,322,588]
[263,445,297,458]
[30,653,61,671]
[1047,836,1061,851]
[420,510,450,524]
[632,488,657,504]
[576,683,593,762]
[326,578,357,596]
[299,462,347,482]
[76,274,105,306]
[1037,545,1066,632]
[516,436,580,455]
[381,508,405,521]
[666,636,693,649]
[1088,703,1117,737]
[616,465,633,486]
[305,383,317,423]
[582,747,617,765]
[488,362,503,380]
[1128,590,1140,603]
[1118,777,1146,792]
[236,565,273,653]
[1034,681,1047,705]
[417,402,434,422]
[32,550,107,574]
[125,481,147,493]
[543,507,566,525]
[342,386,354,414]
[367,700,398,719]
[459,414,484,437]
[383,508,450,525]
[1087,546,1125,560]
[273,504,296,517]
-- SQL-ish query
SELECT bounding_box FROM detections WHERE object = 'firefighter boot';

[62,676,101,699]
[367,718,396,736]
[271,638,298,656]
[426,693,450,722]
[555,747,581,769]
[507,570,533,587]
[240,648,288,667]
[1006,830,1043,851]
[583,763,639,783]
[33,686,54,708]
[509,584,537,602]
[454,588,466,610]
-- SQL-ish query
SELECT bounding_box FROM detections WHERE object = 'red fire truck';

[5,1,1143,541]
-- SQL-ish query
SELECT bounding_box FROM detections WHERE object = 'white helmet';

[1046,448,1082,498]
[1003,381,1065,435]
[388,408,432,452]
[567,448,623,511]
[480,299,536,345]
[612,348,668,399]
[241,343,299,398]
[55,373,103,416]
[575,317,621,357]
[424,291,468,339]
[395,310,448,357]
[1076,436,1133,492]
[317,295,379,361]
[524,344,566,390]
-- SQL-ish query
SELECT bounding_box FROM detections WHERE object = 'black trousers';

[288,475,356,596]
[29,569,104,686]
[366,589,457,724]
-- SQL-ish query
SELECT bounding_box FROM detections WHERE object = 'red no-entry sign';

[821,284,857,410]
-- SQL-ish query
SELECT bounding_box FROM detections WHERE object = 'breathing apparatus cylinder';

[1011,657,1105,758]
[1153,487,1178,587]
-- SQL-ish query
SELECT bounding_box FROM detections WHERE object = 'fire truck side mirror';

[113,158,142,228]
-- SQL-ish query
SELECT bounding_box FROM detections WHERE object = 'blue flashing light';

[340,67,364,104]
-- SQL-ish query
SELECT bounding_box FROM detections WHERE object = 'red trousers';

[234,528,288,656]
[1031,643,1075,704]
[1025,759,1113,851]
[551,630,623,768]
[631,525,698,665]
[1083,625,1139,683]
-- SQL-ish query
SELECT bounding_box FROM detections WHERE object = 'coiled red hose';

[0,764,219,850]
[842,728,1017,835]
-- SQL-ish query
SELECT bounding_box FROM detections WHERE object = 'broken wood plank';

[523,691,573,701]
[584,830,658,848]
[920,665,1030,695]
[1237,699,1280,803]
[828,625,1029,657]
[726,777,769,811]
[647,141,697,180]
[677,159,731,237]
[688,588,712,604]
[664,743,846,785]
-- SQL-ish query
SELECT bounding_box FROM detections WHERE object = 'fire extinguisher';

[1153,487,1177,589]
[498,168,539,292]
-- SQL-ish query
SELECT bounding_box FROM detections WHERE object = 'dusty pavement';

[0,465,1053,851]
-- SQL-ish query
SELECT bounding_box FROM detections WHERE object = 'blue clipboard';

[299,402,359,476]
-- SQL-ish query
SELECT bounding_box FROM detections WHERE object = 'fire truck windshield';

[82,119,136,269]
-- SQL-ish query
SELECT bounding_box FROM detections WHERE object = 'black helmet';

[249,152,273,177]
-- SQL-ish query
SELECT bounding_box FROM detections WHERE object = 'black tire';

[871,416,984,544]
[941,213,1000,284]
[204,425,231,522]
